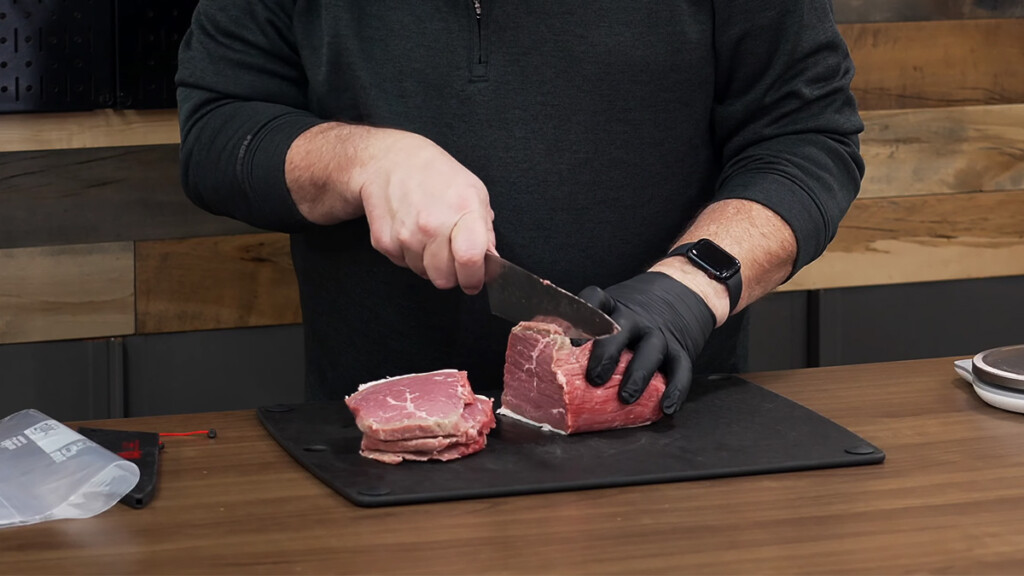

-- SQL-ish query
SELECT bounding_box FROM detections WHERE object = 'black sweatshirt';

[176,1,864,400]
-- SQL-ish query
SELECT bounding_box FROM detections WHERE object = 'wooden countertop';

[3,356,1024,574]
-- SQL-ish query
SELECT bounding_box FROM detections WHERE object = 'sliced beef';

[345,369,476,441]
[360,396,495,453]
[360,435,488,465]
[499,321,666,434]
[345,370,495,464]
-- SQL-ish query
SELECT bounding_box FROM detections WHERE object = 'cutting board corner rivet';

[844,444,877,455]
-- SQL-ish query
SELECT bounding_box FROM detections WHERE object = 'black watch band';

[666,239,743,315]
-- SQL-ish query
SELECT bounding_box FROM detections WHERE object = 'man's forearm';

[284,122,376,225]
[649,199,797,327]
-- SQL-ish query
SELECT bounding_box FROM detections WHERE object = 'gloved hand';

[579,272,716,414]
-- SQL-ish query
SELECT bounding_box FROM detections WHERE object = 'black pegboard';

[0,0,197,113]
[114,0,197,109]
[0,0,115,113]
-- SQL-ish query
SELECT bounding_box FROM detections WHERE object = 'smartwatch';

[666,239,742,315]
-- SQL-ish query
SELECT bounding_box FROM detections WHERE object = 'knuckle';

[452,247,483,267]
[415,211,446,237]
[369,229,396,255]
[646,330,668,351]
[394,225,417,247]
[459,172,485,192]
[667,343,686,360]
[368,232,384,251]
[578,286,608,309]
[457,182,489,211]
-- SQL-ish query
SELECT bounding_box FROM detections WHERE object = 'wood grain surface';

[860,104,1024,198]
[834,0,1024,23]
[841,18,1024,110]
[135,234,301,334]
[141,185,1024,314]
[0,145,255,250]
[3,356,1023,574]
[0,243,134,344]
[0,110,180,153]
[781,189,1024,291]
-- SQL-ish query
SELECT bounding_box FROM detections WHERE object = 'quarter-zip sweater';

[176,1,864,400]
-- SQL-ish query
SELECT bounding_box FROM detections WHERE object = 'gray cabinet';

[815,276,1024,366]
[123,326,305,417]
[745,291,810,372]
[0,326,305,421]
[0,339,117,421]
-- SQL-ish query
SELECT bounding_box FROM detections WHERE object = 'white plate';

[955,358,1024,415]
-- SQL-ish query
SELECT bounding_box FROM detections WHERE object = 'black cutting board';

[258,375,884,507]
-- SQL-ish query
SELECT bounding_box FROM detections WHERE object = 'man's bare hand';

[286,124,495,294]
[357,130,495,294]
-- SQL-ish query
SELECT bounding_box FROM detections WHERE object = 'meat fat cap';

[495,407,568,435]
[348,369,465,396]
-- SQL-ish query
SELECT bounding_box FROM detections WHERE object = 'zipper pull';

[473,0,481,19]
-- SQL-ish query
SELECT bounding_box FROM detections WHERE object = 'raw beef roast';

[499,321,666,434]
[345,370,495,464]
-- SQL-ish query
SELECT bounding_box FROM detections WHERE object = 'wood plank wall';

[0,110,180,153]
[785,16,1024,292]
[0,12,1022,343]
[135,234,300,334]
[0,243,134,344]
[842,19,1024,110]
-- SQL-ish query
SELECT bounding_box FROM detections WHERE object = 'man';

[176,1,864,413]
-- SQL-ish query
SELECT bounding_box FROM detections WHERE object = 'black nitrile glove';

[579,272,716,414]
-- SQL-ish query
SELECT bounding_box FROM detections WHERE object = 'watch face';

[689,239,740,280]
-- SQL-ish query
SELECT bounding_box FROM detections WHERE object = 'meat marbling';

[345,369,477,441]
[345,370,495,464]
[360,396,495,453]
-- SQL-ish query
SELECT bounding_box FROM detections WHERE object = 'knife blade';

[483,252,619,339]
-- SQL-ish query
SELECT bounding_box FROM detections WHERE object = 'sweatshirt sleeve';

[711,0,866,276]
[175,0,328,232]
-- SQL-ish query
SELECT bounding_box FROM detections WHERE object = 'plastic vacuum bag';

[0,409,139,529]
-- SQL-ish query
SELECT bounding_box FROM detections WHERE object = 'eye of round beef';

[498,321,666,434]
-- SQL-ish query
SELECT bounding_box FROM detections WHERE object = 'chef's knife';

[483,252,619,339]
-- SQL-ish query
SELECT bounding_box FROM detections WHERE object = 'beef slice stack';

[499,321,667,434]
[345,369,496,464]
